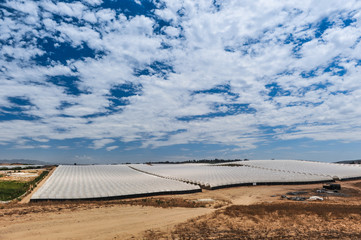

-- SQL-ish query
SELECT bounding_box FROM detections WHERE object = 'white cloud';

[106,145,118,151]
[163,26,180,37]
[82,11,97,23]
[74,154,93,161]
[1,0,361,153]
[14,144,50,149]
[40,1,87,19]
[82,0,103,7]
[91,139,115,149]
[57,146,70,149]
[95,9,116,22]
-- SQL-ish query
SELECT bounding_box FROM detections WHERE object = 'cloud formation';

[1,0,361,155]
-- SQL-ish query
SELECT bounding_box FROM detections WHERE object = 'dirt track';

[0,205,212,240]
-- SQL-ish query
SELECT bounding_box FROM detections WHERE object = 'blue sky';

[1,0,361,164]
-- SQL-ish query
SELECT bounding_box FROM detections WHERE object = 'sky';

[1,0,361,164]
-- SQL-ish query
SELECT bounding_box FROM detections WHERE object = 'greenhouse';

[130,163,334,189]
[30,160,361,200]
[30,165,200,201]
[0,165,44,169]
[227,160,361,180]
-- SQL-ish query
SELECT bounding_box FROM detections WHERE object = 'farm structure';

[30,165,200,201]
[130,163,335,189]
[30,160,361,201]
[227,160,361,180]
[0,165,44,169]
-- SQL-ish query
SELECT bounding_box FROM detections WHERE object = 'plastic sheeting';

[130,163,334,189]
[31,165,200,200]
[228,160,361,180]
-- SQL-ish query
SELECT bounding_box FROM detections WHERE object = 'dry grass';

[0,197,210,217]
[164,203,361,240]
[137,202,361,239]
[117,197,209,208]
[352,181,361,189]
[223,202,361,219]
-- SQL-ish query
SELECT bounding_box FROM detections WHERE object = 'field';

[0,181,29,201]
[0,168,50,202]
[1,178,361,239]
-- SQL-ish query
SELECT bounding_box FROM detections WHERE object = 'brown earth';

[0,169,45,182]
[1,178,361,239]
[165,202,361,240]
[0,204,212,240]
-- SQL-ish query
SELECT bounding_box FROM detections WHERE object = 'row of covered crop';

[130,163,334,189]
[221,160,361,180]
[31,160,361,200]
[31,165,200,201]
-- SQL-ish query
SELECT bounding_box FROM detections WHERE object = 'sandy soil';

[0,205,211,240]
[158,179,361,205]
[1,179,361,239]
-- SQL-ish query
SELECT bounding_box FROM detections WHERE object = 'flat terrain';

[0,169,45,182]
[0,204,212,240]
[1,179,361,239]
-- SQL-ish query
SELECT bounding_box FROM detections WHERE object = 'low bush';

[118,197,207,208]
[167,203,361,240]
[112,198,207,208]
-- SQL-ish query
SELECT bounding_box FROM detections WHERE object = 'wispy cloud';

[91,139,115,149]
[106,145,118,151]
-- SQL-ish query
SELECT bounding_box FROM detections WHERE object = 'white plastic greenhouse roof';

[31,165,200,201]
[31,160,361,200]
[0,165,44,169]
[226,160,361,180]
[130,163,334,189]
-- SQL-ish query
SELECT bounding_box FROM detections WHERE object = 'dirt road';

[0,205,212,240]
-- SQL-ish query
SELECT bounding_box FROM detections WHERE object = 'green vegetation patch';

[0,181,29,201]
[0,170,49,201]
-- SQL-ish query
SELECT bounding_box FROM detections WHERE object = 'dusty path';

[162,182,330,205]
[0,205,212,240]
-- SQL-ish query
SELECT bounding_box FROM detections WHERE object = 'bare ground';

[0,169,46,182]
[1,179,361,239]
[165,203,361,240]
[0,204,213,240]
